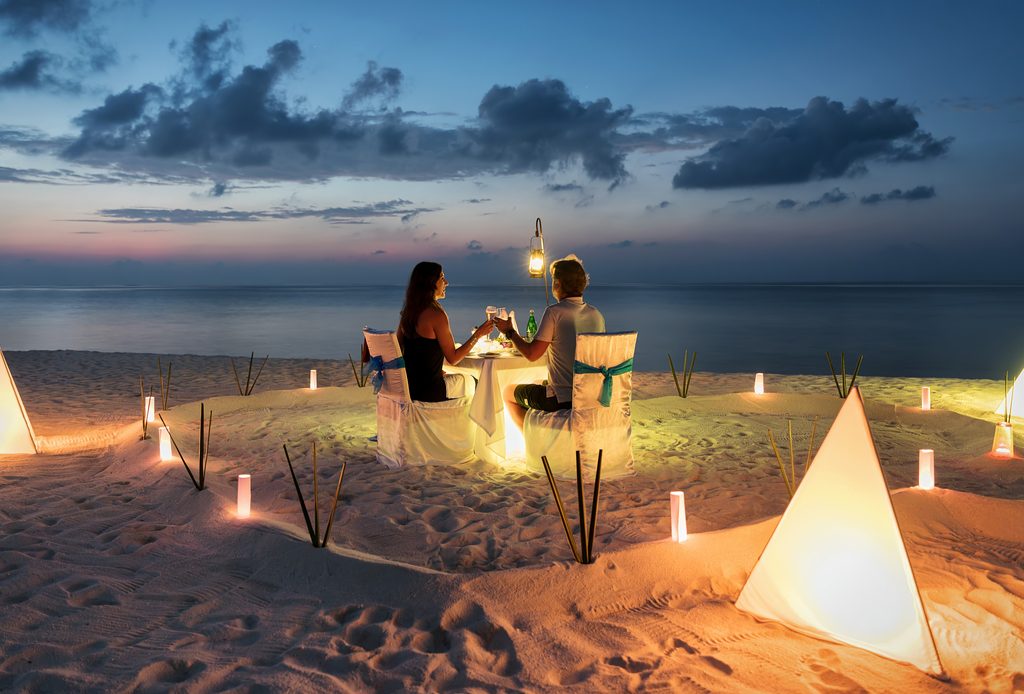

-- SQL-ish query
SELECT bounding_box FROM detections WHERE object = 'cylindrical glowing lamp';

[918,449,935,490]
[921,386,931,411]
[237,474,251,518]
[993,422,1014,458]
[158,426,173,461]
[144,396,156,422]
[754,372,764,395]
[670,491,687,542]
[309,369,317,390]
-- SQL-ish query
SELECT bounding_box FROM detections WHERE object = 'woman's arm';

[433,309,493,365]
[492,314,550,362]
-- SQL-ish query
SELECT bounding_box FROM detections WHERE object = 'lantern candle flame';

[670,491,687,542]
[237,474,251,518]
[992,422,1014,458]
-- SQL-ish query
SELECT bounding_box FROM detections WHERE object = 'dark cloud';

[645,200,671,212]
[804,187,849,209]
[471,78,633,186]
[463,198,490,204]
[466,240,483,250]
[178,21,238,93]
[88,200,433,225]
[0,163,194,186]
[0,0,91,37]
[0,50,78,92]
[628,105,803,148]
[209,182,228,197]
[776,198,798,209]
[542,182,584,193]
[672,97,953,189]
[371,249,387,255]
[609,240,633,248]
[860,185,936,204]
[342,61,403,110]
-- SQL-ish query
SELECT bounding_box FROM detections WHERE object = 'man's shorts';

[513,383,571,412]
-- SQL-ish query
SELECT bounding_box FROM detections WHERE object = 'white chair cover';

[524,331,637,479]
[363,329,477,468]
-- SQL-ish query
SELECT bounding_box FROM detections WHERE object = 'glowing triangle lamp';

[735,388,943,676]
[995,367,1023,419]
[0,347,38,455]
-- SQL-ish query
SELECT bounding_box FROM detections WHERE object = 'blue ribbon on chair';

[368,355,406,393]
[573,357,633,407]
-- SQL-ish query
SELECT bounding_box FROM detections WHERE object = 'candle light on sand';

[921,386,931,411]
[918,449,935,490]
[754,372,765,395]
[992,422,1014,458]
[309,369,317,390]
[144,396,156,422]
[158,426,172,461]
[237,474,251,518]
[670,491,687,542]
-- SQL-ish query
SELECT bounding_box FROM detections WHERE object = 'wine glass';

[485,305,498,338]
[497,307,508,320]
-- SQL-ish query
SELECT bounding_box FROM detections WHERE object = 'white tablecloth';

[446,354,547,464]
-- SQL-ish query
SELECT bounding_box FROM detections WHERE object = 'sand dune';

[1,350,1022,691]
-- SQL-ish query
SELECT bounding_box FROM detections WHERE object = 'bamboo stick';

[158,414,200,489]
[283,444,317,546]
[231,358,243,396]
[541,455,582,563]
[312,442,320,544]
[575,451,588,565]
[825,352,842,397]
[668,353,682,397]
[247,355,270,396]
[587,450,603,564]
[320,461,347,548]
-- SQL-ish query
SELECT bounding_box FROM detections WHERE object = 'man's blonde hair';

[550,254,589,296]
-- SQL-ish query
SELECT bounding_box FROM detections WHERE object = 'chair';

[363,329,477,468]
[524,331,637,479]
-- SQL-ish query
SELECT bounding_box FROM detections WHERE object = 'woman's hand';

[473,319,495,340]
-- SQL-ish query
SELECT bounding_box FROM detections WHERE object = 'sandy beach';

[1,349,1022,692]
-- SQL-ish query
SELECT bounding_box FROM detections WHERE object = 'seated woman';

[398,261,492,401]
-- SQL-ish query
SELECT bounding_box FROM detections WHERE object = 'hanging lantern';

[528,217,545,278]
[754,372,765,395]
[237,474,251,518]
[918,449,935,490]
[921,387,930,411]
[992,422,1014,458]
[670,490,687,542]
[309,369,318,390]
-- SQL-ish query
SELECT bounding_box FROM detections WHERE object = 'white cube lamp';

[918,449,935,490]
[237,474,251,518]
[309,369,318,390]
[158,426,173,461]
[754,372,765,395]
[921,387,931,411]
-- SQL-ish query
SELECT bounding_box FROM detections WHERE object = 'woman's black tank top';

[403,334,447,402]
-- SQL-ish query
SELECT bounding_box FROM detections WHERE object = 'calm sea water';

[1,285,1023,378]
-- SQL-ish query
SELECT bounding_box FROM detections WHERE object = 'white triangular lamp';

[0,347,38,455]
[735,388,944,676]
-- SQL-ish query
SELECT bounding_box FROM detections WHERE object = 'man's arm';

[494,315,549,361]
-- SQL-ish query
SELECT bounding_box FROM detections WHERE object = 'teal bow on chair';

[368,355,406,393]
[573,357,633,407]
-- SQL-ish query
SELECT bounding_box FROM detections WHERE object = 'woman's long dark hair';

[399,261,443,343]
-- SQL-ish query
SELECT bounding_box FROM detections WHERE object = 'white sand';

[1,350,1022,691]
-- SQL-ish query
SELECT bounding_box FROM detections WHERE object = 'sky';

[0,0,1022,286]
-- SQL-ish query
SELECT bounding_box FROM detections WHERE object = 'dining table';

[446,349,547,466]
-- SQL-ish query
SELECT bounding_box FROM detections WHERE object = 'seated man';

[493,255,605,431]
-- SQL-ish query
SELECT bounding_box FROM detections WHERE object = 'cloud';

[342,61,403,110]
[776,198,798,209]
[88,200,434,225]
[466,240,483,250]
[470,78,633,186]
[209,181,229,197]
[371,249,386,255]
[0,0,91,37]
[645,200,670,212]
[803,187,848,209]
[542,182,584,193]
[860,185,936,204]
[463,198,490,204]
[672,97,953,189]
[609,240,633,248]
[626,105,803,150]
[0,50,79,92]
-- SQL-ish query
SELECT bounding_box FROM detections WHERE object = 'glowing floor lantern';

[921,387,930,411]
[144,396,156,423]
[237,474,251,518]
[158,426,173,461]
[309,369,318,390]
[670,491,687,542]
[0,347,37,455]
[735,388,944,676]
[992,422,1014,458]
[918,449,935,490]
[754,372,765,395]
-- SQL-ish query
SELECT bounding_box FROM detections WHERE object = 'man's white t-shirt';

[534,296,606,403]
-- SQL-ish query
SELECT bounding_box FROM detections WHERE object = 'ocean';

[1,284,1023,378]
